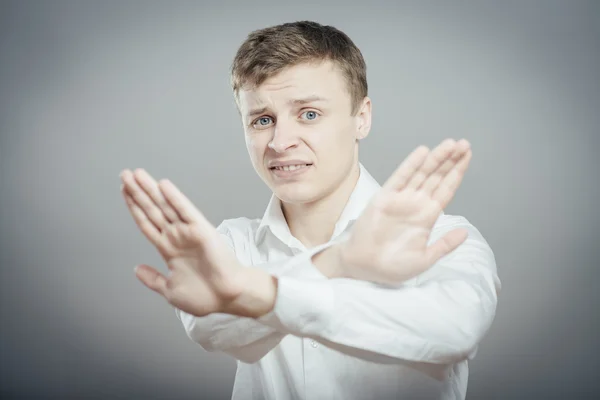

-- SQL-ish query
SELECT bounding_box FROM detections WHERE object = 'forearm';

[176,240,331,363]
[181,218,500,366]
[176,308,284,363]
[258,272,498,365]
[176,266,287,363]
[258,220,501,365]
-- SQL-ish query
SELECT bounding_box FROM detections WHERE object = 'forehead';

[237,61,350,114]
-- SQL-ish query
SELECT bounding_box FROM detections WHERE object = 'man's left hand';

[314,139,472,284]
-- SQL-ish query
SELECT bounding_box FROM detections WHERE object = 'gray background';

[1,0,598,399]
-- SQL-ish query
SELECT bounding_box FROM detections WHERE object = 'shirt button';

[310,340,318,348]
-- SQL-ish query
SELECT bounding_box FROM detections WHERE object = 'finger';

[382,145,430,191]
[134,264,169,297]
[121,186,163,246]
[122,188,175,256]
[420,139,470,195]
[121,169,168,232]
[133,169,181,224]
[405,139,456,190]
[433,149,472,208]
[424,228,469,266]
[159,179,214,232]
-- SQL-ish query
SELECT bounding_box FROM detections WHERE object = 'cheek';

[245,136,266,164]
[312,126,355,154]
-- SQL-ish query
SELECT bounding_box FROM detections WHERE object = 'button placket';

[303,338,322,400]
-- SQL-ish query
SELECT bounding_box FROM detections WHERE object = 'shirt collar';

[255,163,382,249]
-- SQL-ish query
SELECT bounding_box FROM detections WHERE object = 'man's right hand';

[120,169,277,318]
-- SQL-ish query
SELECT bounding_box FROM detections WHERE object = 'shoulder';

[432,212,495,260]
[433,212,487,241]
[215,217,262,251]
[417,212,500,290]
[216,216,261,236]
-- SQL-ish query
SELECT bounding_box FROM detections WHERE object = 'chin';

[272,184,323,205]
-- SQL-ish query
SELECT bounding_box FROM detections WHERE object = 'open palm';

[120,170,245,316]
[341,139,472,284]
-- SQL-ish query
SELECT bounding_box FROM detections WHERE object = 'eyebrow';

[289,95,327,106]
[246,95,328,118]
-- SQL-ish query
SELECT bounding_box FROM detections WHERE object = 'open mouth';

[270,164,313,172]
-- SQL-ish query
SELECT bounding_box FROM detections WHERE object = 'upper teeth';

[274,164,309,171]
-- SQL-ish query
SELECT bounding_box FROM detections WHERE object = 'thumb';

[425,228,468,266]
[134,264,168,298]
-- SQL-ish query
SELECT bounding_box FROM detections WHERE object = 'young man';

[120,21,500,400]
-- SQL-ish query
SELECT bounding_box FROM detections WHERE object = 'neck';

[281,162,361,249]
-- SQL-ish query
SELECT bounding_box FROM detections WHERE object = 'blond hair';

[230,21,368,115]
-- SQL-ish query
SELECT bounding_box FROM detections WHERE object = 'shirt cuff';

[257,241,338,336]
[258,276,335,337]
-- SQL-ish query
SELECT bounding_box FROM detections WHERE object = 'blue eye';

[253,117,273,128]
[302,111,318,120]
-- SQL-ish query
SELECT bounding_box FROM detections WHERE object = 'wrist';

[311,243,347,279]
[223,267,278,318]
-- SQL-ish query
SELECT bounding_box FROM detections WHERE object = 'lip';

[269,163,313,179]
[268,159,313,168]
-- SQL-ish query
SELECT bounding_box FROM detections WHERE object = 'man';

[120,21,500,400]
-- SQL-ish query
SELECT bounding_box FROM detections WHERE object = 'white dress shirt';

[176,164,500,400]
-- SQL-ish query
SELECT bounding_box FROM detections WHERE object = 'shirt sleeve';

[257,215,501,365]
[174,223,331,364]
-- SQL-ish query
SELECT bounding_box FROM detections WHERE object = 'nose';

[267,123,300,153]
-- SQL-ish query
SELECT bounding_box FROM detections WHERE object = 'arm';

[258,216,501,366]
[175,226,332,363]
[176,307,284,364]
[123,140,492,366]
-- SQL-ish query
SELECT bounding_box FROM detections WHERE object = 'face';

[237,61,371,205]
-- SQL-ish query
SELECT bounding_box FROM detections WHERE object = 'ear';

[355,97,372,141]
